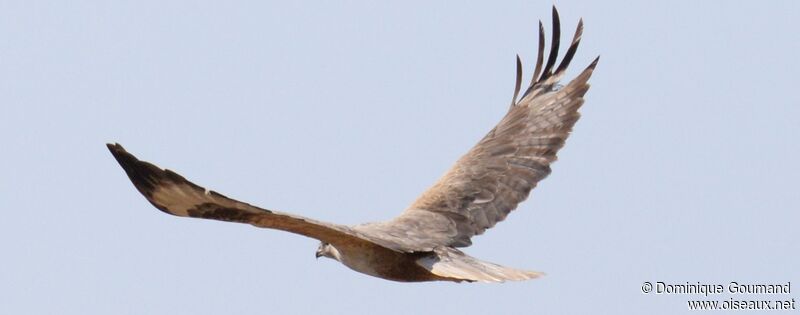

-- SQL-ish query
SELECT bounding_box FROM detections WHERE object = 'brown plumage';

[108,7,598,283]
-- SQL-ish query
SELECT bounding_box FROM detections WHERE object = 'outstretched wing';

[107,143,405,252]
[370,7,599,250]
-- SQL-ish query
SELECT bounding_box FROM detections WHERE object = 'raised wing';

[106,143,406,252]
[377,7,599,249]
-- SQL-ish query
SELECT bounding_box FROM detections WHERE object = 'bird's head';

[315,242,341,261]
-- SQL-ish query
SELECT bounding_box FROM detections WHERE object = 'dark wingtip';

[107,143,161,199]
[530,20,546,87]
[554,18,584,75]
[552,6,561,32]
[106,142,123,153]
[511,54,523,107]
[588,55,600,70]
[538,5,561,82]
[107,142,132,169]
[106,144,221,216]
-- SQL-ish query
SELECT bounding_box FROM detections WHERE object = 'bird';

[108,7,598,283]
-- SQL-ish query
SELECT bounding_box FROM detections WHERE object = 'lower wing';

[107,143,398,252]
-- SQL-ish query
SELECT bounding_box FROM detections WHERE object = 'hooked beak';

[315,250,322,259]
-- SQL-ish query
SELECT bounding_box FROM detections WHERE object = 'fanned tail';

[416,247,543,283]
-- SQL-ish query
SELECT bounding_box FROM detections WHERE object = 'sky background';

[1,1,799,314]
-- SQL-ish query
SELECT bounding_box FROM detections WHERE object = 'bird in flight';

[108,7,598,283]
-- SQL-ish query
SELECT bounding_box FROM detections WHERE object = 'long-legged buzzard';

[108,7,598,283]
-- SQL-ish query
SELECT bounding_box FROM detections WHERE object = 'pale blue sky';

[1,1,798,314]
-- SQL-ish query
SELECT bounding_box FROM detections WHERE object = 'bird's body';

[317,241,445,282]
[108,7,598,283]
